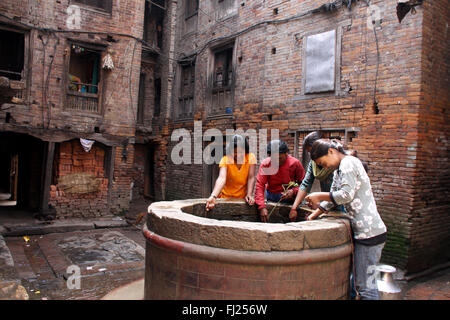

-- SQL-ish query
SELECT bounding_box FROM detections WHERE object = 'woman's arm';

[206,166,227,211]
[289,161,314,221]
[305,192,331,206]
[245,164,256,205]
[254,163,269,210]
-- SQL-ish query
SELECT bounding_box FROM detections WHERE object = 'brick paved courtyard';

[2,227,145,300]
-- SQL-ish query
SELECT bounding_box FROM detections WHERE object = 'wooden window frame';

[0,23,30,100]
[176,62,195,120]
[207,41,236,118]
[64,41,106,114]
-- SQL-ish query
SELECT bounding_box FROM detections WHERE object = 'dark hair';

[267,139,289,155]
[303,131,323,150]
[226,135,249,156]
[310,139,345,161]
[310,139,369,172]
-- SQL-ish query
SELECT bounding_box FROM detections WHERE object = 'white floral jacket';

[320,156,387,240]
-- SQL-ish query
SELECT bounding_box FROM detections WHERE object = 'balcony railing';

[67,82,99,112]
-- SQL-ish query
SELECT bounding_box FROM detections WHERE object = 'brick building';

[0,0,170,218]
[163,0,449,275]
[0,0,448,276]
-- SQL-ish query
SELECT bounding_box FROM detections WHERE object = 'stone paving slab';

[1,223,449,300]
[2,227,145,300]
[1,217,129,236]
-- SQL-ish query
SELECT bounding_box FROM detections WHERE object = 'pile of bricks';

[49,140,109,219]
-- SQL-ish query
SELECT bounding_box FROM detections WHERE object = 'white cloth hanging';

[102,52,114,70]
[80,138,95,152]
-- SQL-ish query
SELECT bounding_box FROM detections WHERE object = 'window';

[214,0,238,21]
[154,78,161,117]
[185,0,199,19]
[177,63,195,119]
[213,47,233,89]
[72,0,113,13]
[305,30,336,94]
[66,43,103,112]
[137,73,146,124]
[304,29,336,94]
[184,0,199,34]
[0,29,24,80]
[296,128,358,167]
[144,0,165,49]
[209,44,234,116]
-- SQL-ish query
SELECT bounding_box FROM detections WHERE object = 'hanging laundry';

[102,52,114,70]
[80,138,95,152]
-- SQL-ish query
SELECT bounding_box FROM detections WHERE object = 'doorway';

[0,132,45,223]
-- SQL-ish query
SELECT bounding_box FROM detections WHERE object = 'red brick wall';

[108,144,134,215]
[50,140,108,218]
[0,0,146,217]
[406,0,450,273]
[0,0,144,136]
[162,0,448,273]
[132,144,147,201]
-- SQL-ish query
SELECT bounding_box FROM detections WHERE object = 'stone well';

[143,199,352,300]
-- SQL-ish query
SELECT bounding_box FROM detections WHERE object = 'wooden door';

[10,154,18,201]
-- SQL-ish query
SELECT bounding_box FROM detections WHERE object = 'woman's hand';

[289,208,298,222]
[205,196,216,211]
[305,193,321,209]
[280,189,295,201]
[306,208,323,221]
[259,208,268,222]
[245,194,255,206]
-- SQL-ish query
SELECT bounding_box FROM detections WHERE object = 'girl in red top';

[255,140,305,222]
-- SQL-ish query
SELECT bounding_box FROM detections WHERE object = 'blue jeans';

[265,189,294,204]
[353,242,385,300]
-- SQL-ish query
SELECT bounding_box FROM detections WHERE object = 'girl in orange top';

[206,135,256,211]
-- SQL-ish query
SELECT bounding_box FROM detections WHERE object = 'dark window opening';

[144,0,165,49]
[213,47,233,89]
[72,0,113,13]
[178,64,195,119]
[150,0,166,9]
[297,130,346,168]
[137,73,146,124]
[154,78,161,116]
[0,29,24,80]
